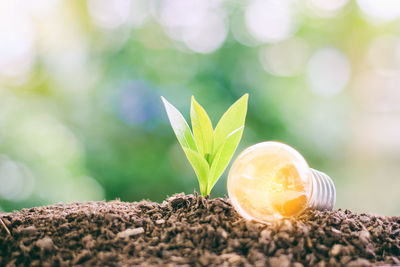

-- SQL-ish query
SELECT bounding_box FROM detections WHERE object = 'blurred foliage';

[1,0,400,215]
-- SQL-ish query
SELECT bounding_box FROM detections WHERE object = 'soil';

[0,193,399,267]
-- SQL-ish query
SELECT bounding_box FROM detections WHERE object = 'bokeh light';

[246,0,295,43]
[0,156,35,201]
[259,38,310,77]
[307,47,351,96]
[0,2,35,84]
[231,10,261,47]
[113,80,162,129]
[357,0,400,23]
[22,0,60,17]
[304,0,349,17]
[157,0,227,53]
[87,0,132,29]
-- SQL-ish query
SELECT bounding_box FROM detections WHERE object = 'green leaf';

[161,96,198,152]
[190,96,214,158]
[161,94,249,197]
[183,147,210,196]
[207,126,244,194]
[213,94,248,154]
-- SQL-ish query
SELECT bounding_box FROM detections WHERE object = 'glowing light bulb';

[227,141,335,223]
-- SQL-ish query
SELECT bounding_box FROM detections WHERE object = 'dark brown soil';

[0,193,399,267]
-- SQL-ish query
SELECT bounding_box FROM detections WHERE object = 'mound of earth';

[0,193,399,266]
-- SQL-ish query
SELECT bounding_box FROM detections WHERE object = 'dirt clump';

[0,193,399,266]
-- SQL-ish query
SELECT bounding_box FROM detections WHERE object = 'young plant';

[161,94,248,196]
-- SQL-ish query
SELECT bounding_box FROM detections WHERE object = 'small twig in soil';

[0,217,11,236]
[232,218,245,226]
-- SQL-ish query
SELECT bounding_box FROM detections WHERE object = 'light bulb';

[227,141,335,223]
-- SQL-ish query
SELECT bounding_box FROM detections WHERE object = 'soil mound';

[1,193,399,266]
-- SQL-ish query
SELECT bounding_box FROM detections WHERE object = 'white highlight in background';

[259,38,310,77]
[158,0,227,54]
[246,0,294,43]
[183,12,227,54]
[304,0,349,17]
[21,0,60,18]
[0,1,35,82]
[307,47,351,96]
[0,156,35,201]
[357,0,400,23]
[87,0,131,29]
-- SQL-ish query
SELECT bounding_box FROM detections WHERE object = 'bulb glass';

[227,141,312,222]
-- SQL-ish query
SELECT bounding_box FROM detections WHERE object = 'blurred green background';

[1,0,400,215]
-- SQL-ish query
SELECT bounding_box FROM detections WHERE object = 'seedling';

[161,94,248,196]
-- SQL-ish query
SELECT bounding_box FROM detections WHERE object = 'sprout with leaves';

[161,94,248,196]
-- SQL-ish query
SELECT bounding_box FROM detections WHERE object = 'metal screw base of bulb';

[308,169,336,211]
